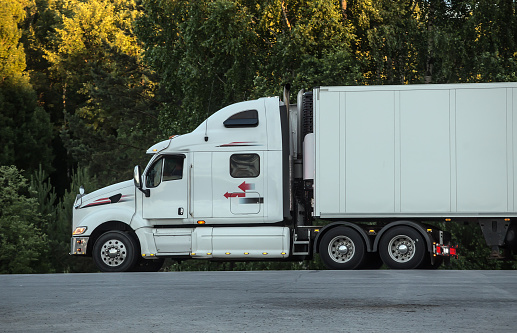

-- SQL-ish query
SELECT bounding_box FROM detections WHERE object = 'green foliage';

[30,164,99,272]
[54,165,99,272]
[0,166,50,274]
[0,0,30,81]
[419,0,517,83]
[0,0,53,175]
[136,0,259,133]
[136,0,361,134]
[0,78,53,174]
[25,0,163,187]
[443,222,517,270]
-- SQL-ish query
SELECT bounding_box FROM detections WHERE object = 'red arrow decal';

[238,181,253,192]
[224,192,246,199]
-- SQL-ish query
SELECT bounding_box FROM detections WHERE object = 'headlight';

[72,226,87,235]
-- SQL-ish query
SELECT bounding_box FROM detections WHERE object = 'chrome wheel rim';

[328,235,355,263]
[387,235,415,263]
[100,239,127,267]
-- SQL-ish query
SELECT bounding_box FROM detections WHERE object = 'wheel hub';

[328,236,355,263]
[387,235,415,263]
[107,247,119,258]
[397,244,408,255]
[337,244,349,255]
[100,239,127,267]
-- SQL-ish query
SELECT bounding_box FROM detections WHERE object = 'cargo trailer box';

[313,83,517,219]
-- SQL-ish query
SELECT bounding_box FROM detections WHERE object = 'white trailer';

[71,82,517,272]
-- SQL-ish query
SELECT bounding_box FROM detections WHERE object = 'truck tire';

[319,226,365,270]
[92,231,139,272]
[379,226,426,269]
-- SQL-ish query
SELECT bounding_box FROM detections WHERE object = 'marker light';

[197,220,206,224]
[445,218,451,222]
[72,226,87,235]
[281,252,286,255]
[225,252,231,255]
[153,149,158,152]
[244,252,249,255]
[505,218,511,222]
[207,253,212,255]
[262,252,268,255]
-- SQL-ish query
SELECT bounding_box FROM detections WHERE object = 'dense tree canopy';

[1,0,517,272]
[0,166,49,273]
[0,0,53,174]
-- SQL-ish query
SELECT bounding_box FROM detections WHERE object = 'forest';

[1,0,517,273]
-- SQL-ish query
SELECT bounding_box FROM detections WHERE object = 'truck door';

[212,151,265,221]
[142,154,190,221]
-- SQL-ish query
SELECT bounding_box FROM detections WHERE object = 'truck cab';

[71,97,292,272]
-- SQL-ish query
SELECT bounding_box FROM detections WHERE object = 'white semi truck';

[71,82,517,272]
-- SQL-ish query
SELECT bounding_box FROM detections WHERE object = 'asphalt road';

[1,270,516,332]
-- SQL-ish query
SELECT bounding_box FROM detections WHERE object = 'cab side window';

[230,154,259,178]
[163,155,184,181]
[146,158,163,188]
[146,155,185,188]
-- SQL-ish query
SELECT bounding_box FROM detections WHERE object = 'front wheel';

[319,227,366,270]
[92,231,139,272]
[379,226,426,269]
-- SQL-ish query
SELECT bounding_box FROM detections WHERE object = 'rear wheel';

[93,231,139,272]
[379,226,426,269]
[319,227,365,270]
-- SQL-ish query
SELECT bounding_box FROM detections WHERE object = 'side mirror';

[75,185,85,209]
[134,165,142,189]
[134,165,150,197]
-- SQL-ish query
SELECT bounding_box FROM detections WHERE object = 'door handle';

[178,207,184,215]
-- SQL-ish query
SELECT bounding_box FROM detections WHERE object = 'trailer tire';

[319,226,365,270]
[92,231,139,272]
[379,226,426,269]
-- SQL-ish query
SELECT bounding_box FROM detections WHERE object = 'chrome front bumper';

[70,237,89,255]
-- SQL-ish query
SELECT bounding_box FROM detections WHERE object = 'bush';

[0,166,50,273]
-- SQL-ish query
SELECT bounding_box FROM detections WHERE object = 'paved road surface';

[1,270,516,332]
